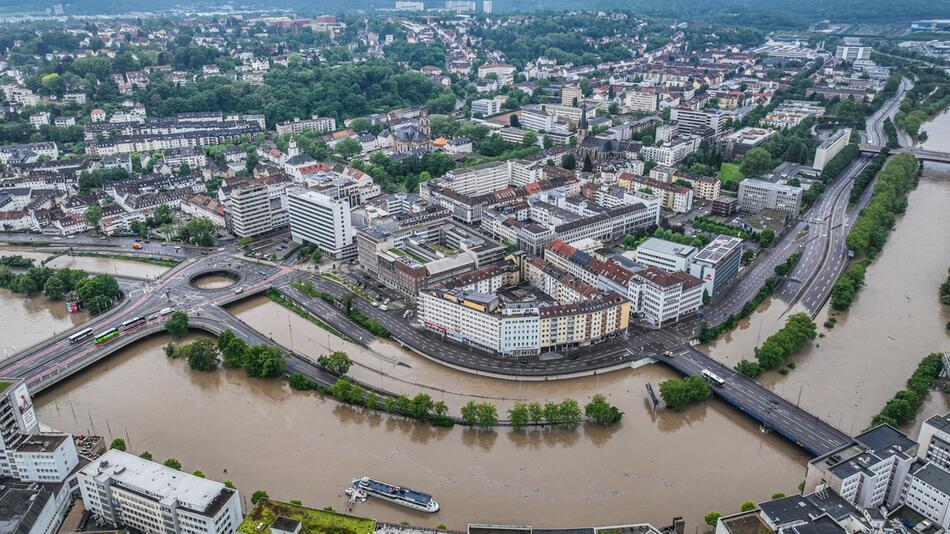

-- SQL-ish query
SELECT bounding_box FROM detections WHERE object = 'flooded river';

[4,164,948,528]
[0,247,169,280]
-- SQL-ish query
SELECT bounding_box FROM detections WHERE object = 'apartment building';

[675,172,721,201]
[737,178,803,218]
[902,463,950,529]
[721,127,777,160]
[918,412,950,471]
[288,189,355,258]
[689,235,743,298]
[275,116,337,135]
[639,135,702,166]
[670,107,726,135]
[477,63,516,85]
[836,45,872,61]
[624,89,659,112]
[561,86,583,107]
[79,449,242,534]
[634,238,697,272]
[618,173,694,213]
[225,184,276,238]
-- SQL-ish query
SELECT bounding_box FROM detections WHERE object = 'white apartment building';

[426,160,512,197]
[226,184,273,238]
[836,46,871,61]
[625,89,659,112]
[670,108,725,135]
[639,135,702,166]
[471,98,501,117]
[738,178,803,218]
[634,238,697,272]
[8,434,79,483]
[561,86,583,107]
[477,63,516,86]
[689,235,743,298]
[813,128,852,171]
[918,412,950,470]
[631,266,704,328]
[521,108,556,132]
[29,112,51,128]
[288,189,355,258]
[275,116,337,135]
[79,449,242,534]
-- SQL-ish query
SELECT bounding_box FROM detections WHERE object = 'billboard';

[12,383,37,433]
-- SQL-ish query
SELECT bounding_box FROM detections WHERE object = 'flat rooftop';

[239,499,376,534]
[82,449,227,513]
[694,235,743,264]
[637,237,696,258]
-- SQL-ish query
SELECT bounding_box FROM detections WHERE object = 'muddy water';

[920,109,950,153]
[709,173,950,430]
[34,331,809,529]
[0,288,88,360]
[192,274,238,289]
[0,247,168,279]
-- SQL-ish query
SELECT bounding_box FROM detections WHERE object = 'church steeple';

[577,106,589,143]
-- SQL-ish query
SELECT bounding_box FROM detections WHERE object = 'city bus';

[120,316,147,331]
[93,328,120,345]
[701,369,726,387]
[68,328,93,345]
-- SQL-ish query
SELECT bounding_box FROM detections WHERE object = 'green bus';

[93,328,120,345]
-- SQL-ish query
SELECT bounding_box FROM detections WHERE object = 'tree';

[508,403,530,428]
[164,458,182,470]
[84,203,103,228]
[139,451,153,460]
[522,130,538,147]
[740,501,756,512]
[154,204,173,226]
[409,393,434,421]
[164,311,189,339]
[318,351,352,375]
[543,135,553,149]
[758,229,775,248]
[475,403,498,429]
[224,480,235,489]
[460,401,478,427]
[335,138,362,159]
[562,153,576,170]
[244,345,285,378]
[109,438,127,451]
[509,114,521,128]
[584,394,623,424]
[43,276,66,300]
[558,399,582,427]
[192,470,206,478]
[251,490,268,504]
[771,493,786,499]
[527,402,544,425]
[219,330,249,368]
[704,512,721,527]
[183,338,219,372]
[740,148,773,177]
[659,376,711,411]
[177,217,215,247]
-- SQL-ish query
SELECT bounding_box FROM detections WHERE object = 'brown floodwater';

[191,274,238,289]
[0,247,169,280]
[0,288,88,360]
[33,333,809,529]
[8,168,950,530]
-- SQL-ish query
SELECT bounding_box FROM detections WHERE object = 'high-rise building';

[483,0,492,13]
[835,46,871,61]
[78,449,242,534]
[689,235,743,298]
[737,178,803,218]
[288,189,356,258]
[226,184,273,238]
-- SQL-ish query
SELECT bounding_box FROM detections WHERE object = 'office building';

[288,189,355,258]
[902,463,950,529]
[624,89,659,112]
[631,267,704,328]
[561,86,583,107]
[722,127,777,160]
[805,424,917,509]
[689,235,743,298]
[634,238,697,272]
[813,128,852,171]
[737,178,803,218]
[917,412,950,471]
[79,449,242,534]
[471,98,501,117]
[639,135,702,167]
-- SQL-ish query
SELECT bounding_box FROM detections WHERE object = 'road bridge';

[655,345,852,456]
[859,144,950,163]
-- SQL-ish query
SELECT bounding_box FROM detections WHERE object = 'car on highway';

[662,350,675,358]
[53,236,61,240]
[234,287,244,294]
[379,304,388,311]
[371,301,379,307]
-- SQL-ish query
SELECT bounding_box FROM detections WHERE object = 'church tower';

[577,106,589,143]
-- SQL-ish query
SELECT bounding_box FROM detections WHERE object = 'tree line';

[734,313,817,378]
[871,353,943,427]
[0,256,120,315]
[845,153,919,257]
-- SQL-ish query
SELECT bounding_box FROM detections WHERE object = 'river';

[3,166,947,529]
[0,247,170,280]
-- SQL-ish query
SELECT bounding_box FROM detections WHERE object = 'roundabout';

[189,269,242,290]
